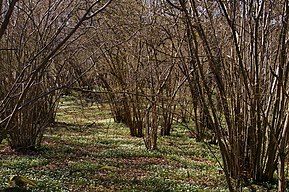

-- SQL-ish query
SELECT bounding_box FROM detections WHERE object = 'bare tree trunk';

[0,0,112,151]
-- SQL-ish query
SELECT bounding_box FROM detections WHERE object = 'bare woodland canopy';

[0,0,289,191]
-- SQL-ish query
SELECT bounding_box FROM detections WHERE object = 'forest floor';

[0,96,274,191]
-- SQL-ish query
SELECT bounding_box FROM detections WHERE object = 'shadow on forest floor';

[0,97,272,191]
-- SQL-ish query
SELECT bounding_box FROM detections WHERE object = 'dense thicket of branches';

[0,0,112,150]
[1,0,288,191]
[164,1,289,191]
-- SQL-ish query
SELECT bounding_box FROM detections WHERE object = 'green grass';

[0,97,237,191]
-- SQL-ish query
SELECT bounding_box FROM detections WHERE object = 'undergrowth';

[0,96,264,191]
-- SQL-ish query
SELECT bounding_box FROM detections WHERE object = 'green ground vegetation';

[0,96,272,191]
